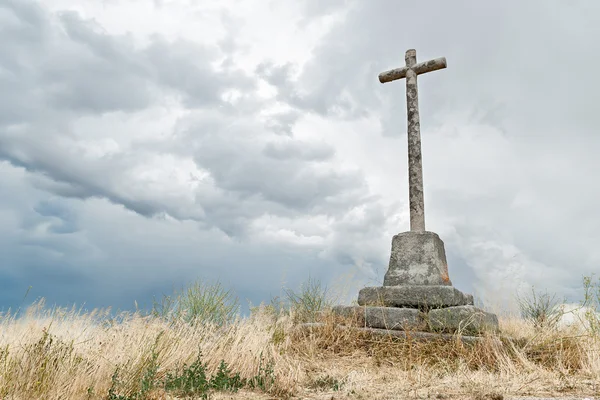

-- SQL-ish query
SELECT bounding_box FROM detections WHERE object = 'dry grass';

[0,278,599,400]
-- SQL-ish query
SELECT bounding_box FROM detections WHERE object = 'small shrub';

[581,274,600,337]
[106,367,127,400]
[163,351,246,399]
[248,296,287,321]
[209,360,244,392]
[150,279,240,327]
[21,327,89,398]
[163,351,210,398]
[139,350,160,397]
[107,334,163,400]
[247,353,276,392]
[271,324,286,346]
[284,276,332,324]
[516,286,564,329]
[107,363,160,400]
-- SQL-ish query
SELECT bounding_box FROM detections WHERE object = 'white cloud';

[0,0,598,316]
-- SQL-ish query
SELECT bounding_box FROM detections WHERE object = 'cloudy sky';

[1,0,599,317]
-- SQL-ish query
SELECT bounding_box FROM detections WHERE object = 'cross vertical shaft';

[378,49,447,232]
[404,50,425,231]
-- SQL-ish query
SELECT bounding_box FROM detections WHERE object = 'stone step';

[358,285,474,308]
[330,303,497,335]
[296,322,489,344]
[331,305,427,331]
[428,305,499,335]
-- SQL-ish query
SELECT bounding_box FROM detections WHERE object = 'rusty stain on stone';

[441,268,451,284]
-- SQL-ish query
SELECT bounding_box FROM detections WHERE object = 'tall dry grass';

[0,276,598,399]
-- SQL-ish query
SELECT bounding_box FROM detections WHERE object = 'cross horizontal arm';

[378,57,447,84]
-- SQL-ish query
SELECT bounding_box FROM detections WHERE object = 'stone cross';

[379,49,447,232]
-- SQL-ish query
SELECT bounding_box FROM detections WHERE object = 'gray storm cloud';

[0,0,598,316]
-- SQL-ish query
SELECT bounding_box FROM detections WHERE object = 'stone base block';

[428,305,499,335]
[384,231,452,286]
[332,305,426,331]
[297,323,488,344]
[358,285,474,309]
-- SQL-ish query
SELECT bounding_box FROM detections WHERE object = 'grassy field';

[0,277,598,400]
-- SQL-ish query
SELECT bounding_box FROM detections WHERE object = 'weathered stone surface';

[405,49,426,232]
[465,293,474,305]
[332,305,426,331]
[358,285,473,308]
[378,56,447,83]
[378,49,447,232]
[428,305,499,335]
[297,323,485,344]
[383,231,452,286]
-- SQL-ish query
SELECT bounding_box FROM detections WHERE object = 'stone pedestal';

[323,231,500,338]
[384,231,451,286]
[358,285,473,308]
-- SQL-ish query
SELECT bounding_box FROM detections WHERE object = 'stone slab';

[358,285,474,308]
[383,231,452,286]
[297,323,486,344]
[428,305,499,335]
[331,305,426,331]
